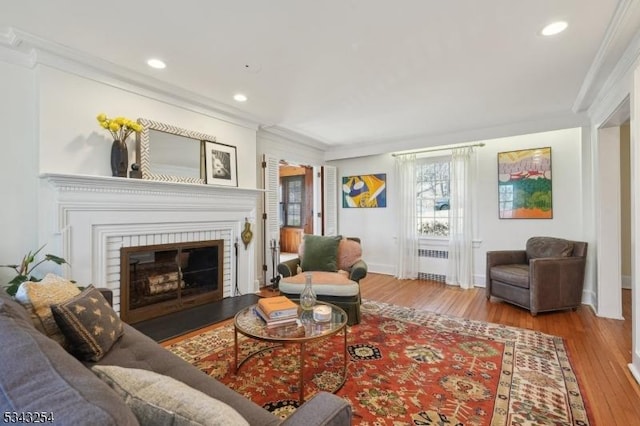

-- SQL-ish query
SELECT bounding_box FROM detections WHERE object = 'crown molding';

[0,27,17,46]
[324,112,588,161]
[4,27,263,131]
[0,28,35,68]
[573,0,640,113]
[258,125,330,151]
[587,30,640,126]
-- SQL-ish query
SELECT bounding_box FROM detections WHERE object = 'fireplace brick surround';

[39,173,261,317]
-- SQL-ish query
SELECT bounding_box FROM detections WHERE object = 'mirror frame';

[137,118,217,184]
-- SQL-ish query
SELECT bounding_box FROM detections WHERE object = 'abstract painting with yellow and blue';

[342,173,387,208]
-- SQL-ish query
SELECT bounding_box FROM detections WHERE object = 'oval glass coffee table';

[233,301,348,404]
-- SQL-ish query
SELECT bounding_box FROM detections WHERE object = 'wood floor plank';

[359,273,640,425]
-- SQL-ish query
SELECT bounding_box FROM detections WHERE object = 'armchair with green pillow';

[277,235,368,325]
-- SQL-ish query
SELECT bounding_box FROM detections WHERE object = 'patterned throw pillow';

[91,365,249,426]
[14,273,81,346]
[51,285,123,361]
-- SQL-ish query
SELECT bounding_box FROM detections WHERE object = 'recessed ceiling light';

[233,93,248,102]
[242,63,262,74]
[147,58,166,69]
[541,21,568,36]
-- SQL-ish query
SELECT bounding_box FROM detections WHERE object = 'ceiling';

[1,1,638,159]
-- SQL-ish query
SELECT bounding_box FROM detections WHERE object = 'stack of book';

[256,296,299,327]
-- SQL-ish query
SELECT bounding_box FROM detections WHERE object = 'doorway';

[261,154,337,287]
[279,162,314,260]
[595,97,630,320]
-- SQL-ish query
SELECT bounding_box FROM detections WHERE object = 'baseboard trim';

[368,263,395,275]
[628,363,640,386]
[582,289,597,308]
[474,274,486,287]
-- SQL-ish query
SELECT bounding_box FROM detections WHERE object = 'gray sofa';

[0,290,351,425]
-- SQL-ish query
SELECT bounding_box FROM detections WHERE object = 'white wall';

[327,154,396,274]
[255,129,327,285]
[329,127,589,290]
[0,59,38,284]
[630,62,640,385]
[0,54,261,289]
[621,122,632,288]
[37,66,257,187]
[256,130,326,170]
[475,128,586,268]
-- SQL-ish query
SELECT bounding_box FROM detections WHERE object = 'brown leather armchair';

[486,236,588,316]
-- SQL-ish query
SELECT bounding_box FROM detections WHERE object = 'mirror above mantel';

[136,118,215,184]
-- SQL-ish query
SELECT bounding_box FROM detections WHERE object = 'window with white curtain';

[416,156,451,237]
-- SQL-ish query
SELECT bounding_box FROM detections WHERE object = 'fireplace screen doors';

[120,240,224,323]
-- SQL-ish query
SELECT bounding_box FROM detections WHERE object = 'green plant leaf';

[5,283,20,296]
[5,275,28,296]
[8,275,28,286]
[32,244,46,257]
[44,254,68,265]
[24,245,46,267]
[0,264,20,269]
[3,245,70,295]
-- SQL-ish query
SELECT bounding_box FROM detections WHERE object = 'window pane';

[288,180,302,202]
[416,157,450,236]
[281,175,305,227]
[287,204,301,227]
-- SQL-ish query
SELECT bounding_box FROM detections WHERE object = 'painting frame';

[498,147,552,219]
[204,141,237,187]
[342,173,387,208]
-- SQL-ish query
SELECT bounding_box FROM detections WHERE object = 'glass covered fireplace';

[120,240,224,324]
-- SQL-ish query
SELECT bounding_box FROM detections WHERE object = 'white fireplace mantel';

[38,173,263,314]
[40,173,263,203]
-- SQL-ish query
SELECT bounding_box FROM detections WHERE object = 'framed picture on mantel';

[204,141,237,187]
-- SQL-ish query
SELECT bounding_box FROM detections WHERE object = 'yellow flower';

[97,113,142,142]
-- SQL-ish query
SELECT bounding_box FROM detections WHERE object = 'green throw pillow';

[301,235,342,272]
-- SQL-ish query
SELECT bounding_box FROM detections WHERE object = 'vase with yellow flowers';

[97,113,143,177]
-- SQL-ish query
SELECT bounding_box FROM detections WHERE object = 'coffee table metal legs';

[343,325,347,378]
[234,325,348,403]
[299,343,305,403]
[234,326,238,373]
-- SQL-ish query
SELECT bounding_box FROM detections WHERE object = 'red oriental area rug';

[164,300,591,425]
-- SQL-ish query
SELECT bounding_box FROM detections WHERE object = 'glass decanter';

[299,272,317,310]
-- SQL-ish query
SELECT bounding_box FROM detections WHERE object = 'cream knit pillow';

[14,273,80,345]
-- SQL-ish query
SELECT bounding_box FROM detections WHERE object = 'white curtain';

[395,154,419,279]
[446,147,475,289]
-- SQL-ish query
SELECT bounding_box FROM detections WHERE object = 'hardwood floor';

[359,273,640,425]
